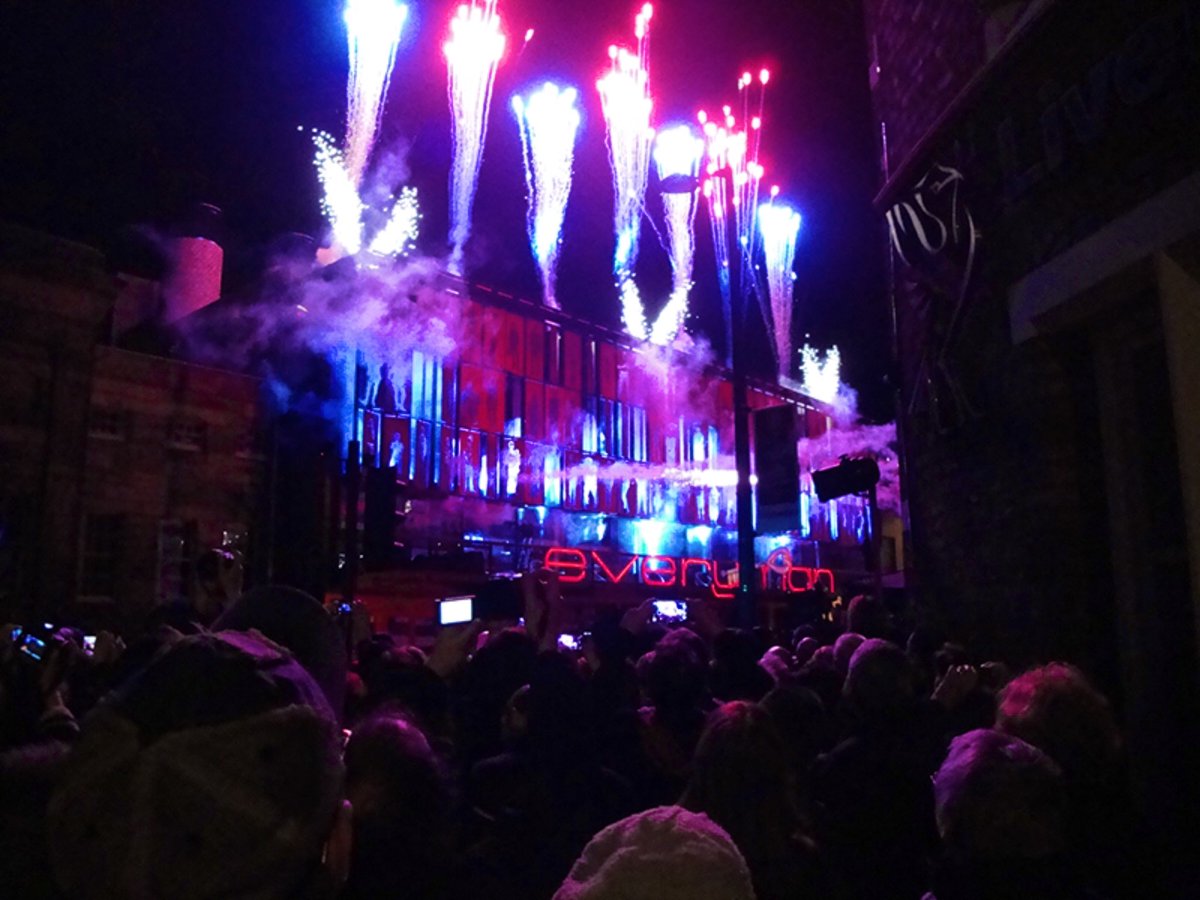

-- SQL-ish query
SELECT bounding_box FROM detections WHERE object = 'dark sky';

[0,0,890,419]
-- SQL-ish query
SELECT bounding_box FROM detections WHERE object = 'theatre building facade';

[317,271,892,631]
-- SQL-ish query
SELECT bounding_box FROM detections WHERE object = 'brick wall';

[865,0,989,172]
[82,347,264,616]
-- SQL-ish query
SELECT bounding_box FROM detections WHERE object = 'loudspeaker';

[811,457,880,502]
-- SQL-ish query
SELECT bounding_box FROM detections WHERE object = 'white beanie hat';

[553,805,757,900]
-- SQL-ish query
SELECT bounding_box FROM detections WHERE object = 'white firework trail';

[757,201,802,380]
[512,82,582,310]
[342,0,409,187]
[313,129,365,256]
[799,344,841,406]
[367,186,421,257]
[445,0,506,273]
[597,3,655,339]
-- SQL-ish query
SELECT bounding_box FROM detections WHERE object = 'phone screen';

[438,596,474,626]
[19,634,47,662]
[557,633,580,651]
[83,635,97,653]
[652,600,688,623]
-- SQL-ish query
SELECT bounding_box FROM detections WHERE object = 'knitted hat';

[47,630,344,900]
[553,805,757,900]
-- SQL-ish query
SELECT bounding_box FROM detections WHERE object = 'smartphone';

[557,633,580,652]
[437,596,474,626]
[83,635,97,654]
[472,579,524,621]
[9,626,22,643]
[652,600,688,623]
[19,633,48,662]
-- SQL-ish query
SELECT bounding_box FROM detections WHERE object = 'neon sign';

[542,547,834,600]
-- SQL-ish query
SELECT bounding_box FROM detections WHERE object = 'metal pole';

[869,483,883,601]
[726,168,757,628]
[344,439,360,604]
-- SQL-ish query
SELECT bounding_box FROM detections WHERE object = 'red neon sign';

[542,547,834,599]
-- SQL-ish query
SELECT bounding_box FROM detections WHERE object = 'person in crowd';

[342,712,459,899]
[191,547,243,625]
[811,638,942,899]
[635,637,711,805]
[995,662,1139,897]
[682,700,835,900]
[468,651,635,899]
[553,805,757,900]
[926,728,1077,899]
[761,681,832,786]
[0,739,72,899]
[214,584,349,721]
[710,628,774,702]
[455,626,538,769]
[46,630,351,899]
[833,632,866,678]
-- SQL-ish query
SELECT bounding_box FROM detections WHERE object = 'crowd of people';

[0,567,1153,899]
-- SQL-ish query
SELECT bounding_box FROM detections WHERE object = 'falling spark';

[445,0,506,273]
[513,83,582,309]
[648,124,703,345]
[313,130,365,255]
[367,186,421,257]
[598,4,655,339]
[342,0,409,187]
[799,344,841,405]
[757,201,802,379]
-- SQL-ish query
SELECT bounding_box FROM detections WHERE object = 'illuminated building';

[301,267,881,624]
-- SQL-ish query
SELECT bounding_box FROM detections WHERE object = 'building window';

[234,430,265,460]
[167,420,206,452]
[157,519,197,605]
[89,409,128,441]
[79,514,121,600]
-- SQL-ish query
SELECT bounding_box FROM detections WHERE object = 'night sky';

[0,0,890,419]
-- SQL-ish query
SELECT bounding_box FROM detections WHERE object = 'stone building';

[0,222,265,627]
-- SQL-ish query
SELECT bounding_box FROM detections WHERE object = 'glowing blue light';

[632,518,668,557]
[828,499,839,541]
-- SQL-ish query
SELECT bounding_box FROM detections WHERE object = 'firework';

[512,83,582,309]
[648,124,703,345]
[367,186,421,257]
[445,0,506,273]
[757,201,802,379]
[799,344,841,405]
[312,130,365,256]
[698,69,768,361]
[597,4,655,339]
[342,0,409,187]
